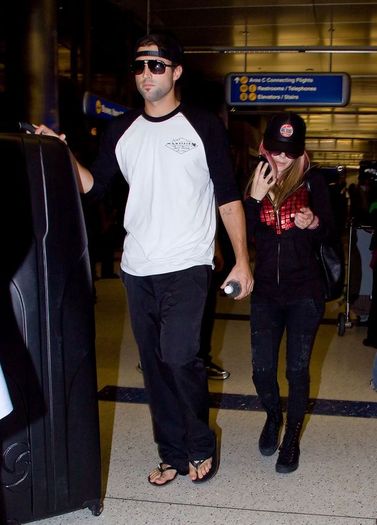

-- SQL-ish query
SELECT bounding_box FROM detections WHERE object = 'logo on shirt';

[165,138,197,154]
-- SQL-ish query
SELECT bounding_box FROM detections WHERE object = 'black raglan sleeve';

[182,105,240,206]
[86,110,141,201]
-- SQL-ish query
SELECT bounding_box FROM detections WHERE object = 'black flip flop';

[148,463,178,486]
[190,439,219,484]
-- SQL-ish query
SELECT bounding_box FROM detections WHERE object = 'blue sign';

[225,73,350,107]
[82,91,128,119]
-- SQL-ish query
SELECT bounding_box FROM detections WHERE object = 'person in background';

[244,112,334,473]
[35,32,252,485]
[371,356,377,391]
[0,359,13,510]
[326,166,348,237]
[138,233,232,380]
[362,177,377,391]
[198,235,231,380]
[348,170,371,226]
[0,364,12,421]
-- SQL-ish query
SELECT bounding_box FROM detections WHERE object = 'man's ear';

[173,64,183,81]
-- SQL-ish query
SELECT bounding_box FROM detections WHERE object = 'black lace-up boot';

[275,420,303,473]
[259,411,283,456]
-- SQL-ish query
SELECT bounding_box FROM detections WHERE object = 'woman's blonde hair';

[245,143,310,210]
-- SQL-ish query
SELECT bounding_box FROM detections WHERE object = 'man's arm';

[218,200,253,299]
[34,125,94,194]
[72,160,94,194]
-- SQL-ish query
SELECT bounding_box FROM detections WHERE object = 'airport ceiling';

[106,0,377,171]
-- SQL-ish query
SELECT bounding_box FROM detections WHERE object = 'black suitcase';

[0,133,102,523]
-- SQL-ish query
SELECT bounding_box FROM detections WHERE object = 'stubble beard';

[138,85,168,103]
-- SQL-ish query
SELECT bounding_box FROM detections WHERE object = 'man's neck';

[144,98,180,118]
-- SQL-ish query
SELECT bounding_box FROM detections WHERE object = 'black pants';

[121,265,215,474]
[367,266,377,342]
[198,270,218,364]
[250,297,324,424]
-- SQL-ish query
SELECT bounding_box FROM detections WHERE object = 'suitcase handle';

[19,122,36,134]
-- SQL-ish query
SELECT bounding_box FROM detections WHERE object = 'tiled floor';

[33,277,377,525]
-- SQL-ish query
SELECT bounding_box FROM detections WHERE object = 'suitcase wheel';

[89,501,104,516]
[337,313,346,336]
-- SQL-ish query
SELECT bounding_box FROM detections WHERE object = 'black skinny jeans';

[250,297,325,425]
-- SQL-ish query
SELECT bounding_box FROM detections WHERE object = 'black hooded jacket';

[244,167,335,302]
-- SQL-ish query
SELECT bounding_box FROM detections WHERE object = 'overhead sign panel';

[225,73,350,107]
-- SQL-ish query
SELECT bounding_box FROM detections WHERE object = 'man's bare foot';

[148,463,178,486]
[189,457,212,481]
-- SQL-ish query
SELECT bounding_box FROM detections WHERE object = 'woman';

[244,112,334,473]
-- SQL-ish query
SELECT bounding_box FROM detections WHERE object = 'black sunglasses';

[131,59,175,75]
[270,150,301,159]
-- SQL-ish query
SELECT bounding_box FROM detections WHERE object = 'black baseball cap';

[134,33,184,65]
[263,112,306,156]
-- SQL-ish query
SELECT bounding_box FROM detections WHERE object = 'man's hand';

[218,200,254,300]
[221,261,254,300]
[33,124,94,193]
[34,124,67,144]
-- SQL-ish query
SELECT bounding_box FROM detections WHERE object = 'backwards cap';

[134,33,184,65]
[263,112,306,156]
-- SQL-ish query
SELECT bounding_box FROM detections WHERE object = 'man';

[36,32,253,485]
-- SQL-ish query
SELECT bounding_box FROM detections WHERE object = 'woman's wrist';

[308,215,319,230]
[249,193,263,204]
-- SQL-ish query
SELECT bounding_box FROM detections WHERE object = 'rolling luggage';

[337,219,373,336]
[0,133,102,523]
